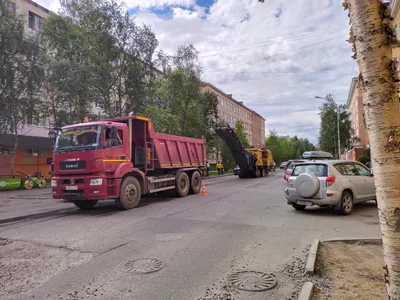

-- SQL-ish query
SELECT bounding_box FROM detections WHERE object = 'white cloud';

[126,0,195,9]
[34,0,354,144]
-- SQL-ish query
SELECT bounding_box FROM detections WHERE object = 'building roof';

[201,82,266,121]
[346,77,358,108]
[25,0,52,14]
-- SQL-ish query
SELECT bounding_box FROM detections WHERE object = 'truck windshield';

[54,125,101,152]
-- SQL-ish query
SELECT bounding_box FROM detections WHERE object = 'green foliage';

[151,44,218,142]
[235,120,250,149]
[318,94,359,159]
[358,154,369,165]
[41,0,159,126]
[0,1,44,135]
[363,148,371,160]
[266,129,316,164]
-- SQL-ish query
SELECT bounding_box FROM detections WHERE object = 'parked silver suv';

[284,160,376,215]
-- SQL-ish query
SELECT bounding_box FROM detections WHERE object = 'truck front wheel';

[73,200,98,209]
[176,172,190,197]
[190,171,202,194]
[116,177,141,210]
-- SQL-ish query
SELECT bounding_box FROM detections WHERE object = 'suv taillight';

[326,176,336,187]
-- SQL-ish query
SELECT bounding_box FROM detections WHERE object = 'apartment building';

[201,82,266,162]
[0,0,53,178]
[345,77,369,161]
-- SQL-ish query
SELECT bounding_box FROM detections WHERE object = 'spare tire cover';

[294,173,320,198]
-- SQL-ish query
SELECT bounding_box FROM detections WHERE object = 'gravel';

[197,279,241,300]
[0,239,93,298]
[281,245,333,300]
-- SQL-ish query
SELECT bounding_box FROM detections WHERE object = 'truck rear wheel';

[116,177,141,210]
[190,171,202,194]
[176,172,190,197]
[73,200,98,209]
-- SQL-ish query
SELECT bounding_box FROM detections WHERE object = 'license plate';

[297,200,313,206]
[66,186,78,191]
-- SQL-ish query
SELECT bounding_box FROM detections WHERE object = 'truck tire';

[116,177,141,210]
[176,172,190,197]
[190,171,202,194]
[73,200,97,209]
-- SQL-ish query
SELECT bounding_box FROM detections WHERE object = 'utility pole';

[337,109,341,159]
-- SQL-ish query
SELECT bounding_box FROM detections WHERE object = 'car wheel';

[339,191,354,215]
[292,203,306,211]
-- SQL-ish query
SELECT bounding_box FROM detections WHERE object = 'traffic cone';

[201,184,207,196]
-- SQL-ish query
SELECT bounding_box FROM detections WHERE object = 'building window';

[28,11,42,31]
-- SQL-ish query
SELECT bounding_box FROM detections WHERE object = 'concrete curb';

[321,237,382,244]
[203,174,234,180]
[298,282,313,300]
[305,239,319,275]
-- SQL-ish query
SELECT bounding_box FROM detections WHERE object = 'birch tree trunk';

[346,0,400,298]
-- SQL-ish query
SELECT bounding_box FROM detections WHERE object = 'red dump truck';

[51,116,206,210]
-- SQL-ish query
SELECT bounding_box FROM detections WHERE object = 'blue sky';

[37,0,354,145]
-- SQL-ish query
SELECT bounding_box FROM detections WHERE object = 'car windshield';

[286,160,305,169]
[292,164,328,177]
[54,125,101,152]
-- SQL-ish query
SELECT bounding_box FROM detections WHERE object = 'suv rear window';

[292,164,328,177]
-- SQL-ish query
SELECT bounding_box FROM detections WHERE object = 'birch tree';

[344,1,400,298]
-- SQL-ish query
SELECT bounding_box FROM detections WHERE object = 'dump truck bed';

[150,132,206,169]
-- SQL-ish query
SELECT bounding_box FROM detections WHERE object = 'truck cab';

[51,121,131,203]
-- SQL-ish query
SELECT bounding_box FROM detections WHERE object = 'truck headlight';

[90,178,103,186]
[51,179,57,187]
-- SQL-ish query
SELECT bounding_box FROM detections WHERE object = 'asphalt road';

[0,171,381,300]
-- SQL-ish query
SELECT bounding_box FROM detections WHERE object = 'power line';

[212,34,348,71]
[199,28,347,58]
[198,27,347,55]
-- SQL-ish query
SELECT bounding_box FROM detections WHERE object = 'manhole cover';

[124,258,163,274]
[229,271,277,292]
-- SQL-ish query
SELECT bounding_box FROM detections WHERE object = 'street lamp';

[315,96,341,159]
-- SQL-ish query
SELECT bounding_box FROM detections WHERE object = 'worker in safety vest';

[216,161,222,176]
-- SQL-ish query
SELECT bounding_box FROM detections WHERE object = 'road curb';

[321,237,382,244]
[0,208,72,225]
[305,239,319,275]
[298,282,313,300]
[203,174,234,180]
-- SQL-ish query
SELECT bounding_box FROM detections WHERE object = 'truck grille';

[61,179,84,185]
[59,161,86,171]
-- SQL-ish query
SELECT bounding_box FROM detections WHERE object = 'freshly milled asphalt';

[0,171,381,300]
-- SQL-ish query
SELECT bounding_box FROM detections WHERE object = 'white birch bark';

[346,0,400,298]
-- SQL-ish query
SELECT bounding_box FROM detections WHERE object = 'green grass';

[207,170,233,177]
